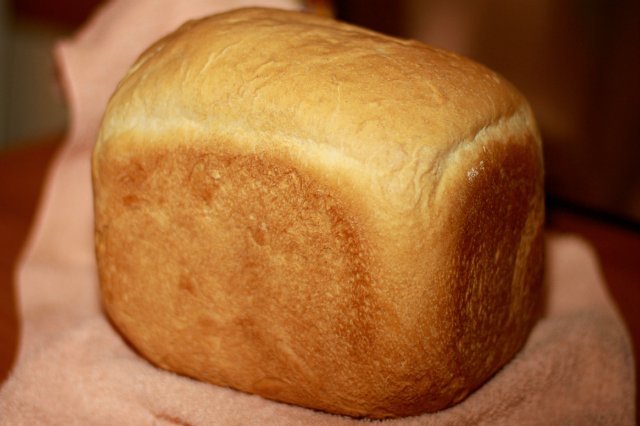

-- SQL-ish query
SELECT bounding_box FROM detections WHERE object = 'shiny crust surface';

[93,7,544,418]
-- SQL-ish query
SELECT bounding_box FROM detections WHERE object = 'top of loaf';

[96,7,535,206]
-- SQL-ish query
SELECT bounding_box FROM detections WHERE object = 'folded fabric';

[0,1,634,424]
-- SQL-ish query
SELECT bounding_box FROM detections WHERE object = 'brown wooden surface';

[0,138,638,412]
[0,136,61,383]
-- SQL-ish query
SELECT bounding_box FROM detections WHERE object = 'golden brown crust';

[93,7,544,418]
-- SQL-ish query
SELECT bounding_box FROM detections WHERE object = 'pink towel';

[0,1,635,424]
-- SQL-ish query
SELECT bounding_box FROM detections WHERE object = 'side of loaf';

[92,7,544,418]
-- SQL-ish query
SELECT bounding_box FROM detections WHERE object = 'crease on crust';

[97,98,534,220]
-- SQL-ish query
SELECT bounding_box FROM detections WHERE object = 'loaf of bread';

[92,7,544,418]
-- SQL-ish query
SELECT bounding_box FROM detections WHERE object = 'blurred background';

[0,0,98,148]
[0,0,639,225]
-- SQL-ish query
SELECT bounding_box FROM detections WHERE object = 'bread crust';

[93,8,544,418]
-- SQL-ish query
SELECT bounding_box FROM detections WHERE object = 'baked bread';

[92,7,544,418]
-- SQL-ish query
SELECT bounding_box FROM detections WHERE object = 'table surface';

[1,136,638,409]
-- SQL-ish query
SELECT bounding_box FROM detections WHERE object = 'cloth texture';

[0,1,635,424]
